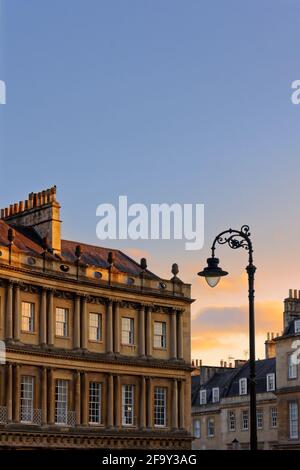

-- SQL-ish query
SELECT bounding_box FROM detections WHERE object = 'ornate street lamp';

[198,225,257,451]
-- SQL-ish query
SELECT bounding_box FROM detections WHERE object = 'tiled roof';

[61,239,159,278]
[192,358,276,406]
[0,221,160,279]
[0,220,44,255]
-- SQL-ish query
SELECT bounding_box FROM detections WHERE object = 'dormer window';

[266,373,275,391]
[200,389,207,405]
[295,319,300,334]
[239,378,247,395]
[212,387,220,403]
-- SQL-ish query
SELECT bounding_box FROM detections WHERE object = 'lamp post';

[198,225,257,451]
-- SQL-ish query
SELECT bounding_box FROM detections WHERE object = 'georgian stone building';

[0,187,193,449]
[191,358,278,450]
[274,289,300,449]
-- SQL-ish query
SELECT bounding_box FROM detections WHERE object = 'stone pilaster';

[106,300,113,354]
[138,304,146,357]
[13,283,20,341]
[47,289,54,346]
[40,288,47,345]
[5,282,13,340]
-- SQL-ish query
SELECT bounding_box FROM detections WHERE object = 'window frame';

[228,410,236,432]
[256,408,263,430]
[89,312,102,342]
[207,417,215,437]
[288,354,298,380]
[55,379,68,425]
[153,321,167,349]
[289,401,299,440]
[266,373,276,392]
[193,418,201,438]
[21,301,35,333]
[295,319,300,334]
[200,389,207,405]
[154,386,167,428]
[89,382,102,425]
[212,387,220,403]
[122,384,135,426]
[239,378,247,395]
[241,409,249,431]
[20,375,34,423]
[55,307,68,337]
[121,317,134,345]
[270,406,278,429]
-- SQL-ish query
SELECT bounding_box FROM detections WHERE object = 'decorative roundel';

[127,277,135,285]
[27,257,36,265]
[159,281,167,289]
[94,271,103,279]
[60,264,70,272]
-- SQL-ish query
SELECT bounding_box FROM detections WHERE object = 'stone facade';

[0,187,193,449]
[273,290,300,449]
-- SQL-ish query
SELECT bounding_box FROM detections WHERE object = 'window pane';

[21,376,34,422]
[122,317,134,345]
[89,382,101,424]
[21,302,34,332]
[89,313,102,341]
[122,385,134,426]
[154,387,166,427]
[55,379,68,424]
[154,322,166,348]
[228,411,236,431]
[289,401,298,439]
[56,308,68,337]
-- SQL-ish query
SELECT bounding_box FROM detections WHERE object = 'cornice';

[0,264,194,304]
[5,344,193,372]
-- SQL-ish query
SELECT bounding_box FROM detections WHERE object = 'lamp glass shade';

[205,276,221,288]
[197,257,228,288]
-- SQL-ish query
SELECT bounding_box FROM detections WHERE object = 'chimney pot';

[294,289,298,299]
[289,289,293,298]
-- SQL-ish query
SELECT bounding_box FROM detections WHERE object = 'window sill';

[89,340,103,344]
[153,347,167,351]
[21,330,36,335]
[55,335,70,339]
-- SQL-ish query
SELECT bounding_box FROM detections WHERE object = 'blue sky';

[1,0,300,363]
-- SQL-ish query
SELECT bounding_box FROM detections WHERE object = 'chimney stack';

[0,186,61,255]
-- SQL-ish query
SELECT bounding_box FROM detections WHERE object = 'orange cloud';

[191,300,282,363]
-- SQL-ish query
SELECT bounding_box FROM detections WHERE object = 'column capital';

[177,308,185,315]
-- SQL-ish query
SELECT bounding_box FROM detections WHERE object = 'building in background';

[191,358,277,450]
[191,289,300,450]
[274,290,300,449]
[0,187,193,449]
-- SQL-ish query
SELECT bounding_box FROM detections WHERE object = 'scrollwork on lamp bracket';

[211,225,254,265]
